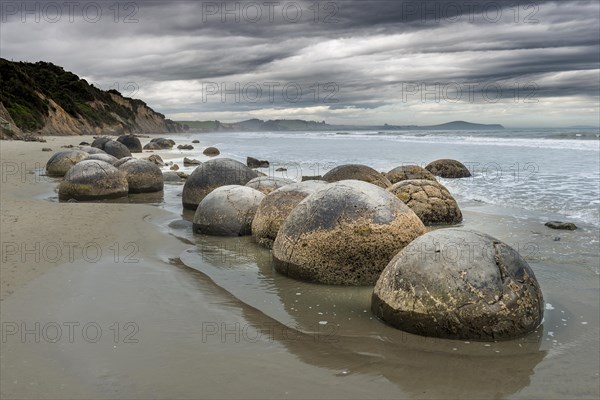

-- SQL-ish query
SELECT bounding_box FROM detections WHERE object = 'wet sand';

[1,136,598,399]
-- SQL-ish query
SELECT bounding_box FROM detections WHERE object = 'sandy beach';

[1,134,598,399]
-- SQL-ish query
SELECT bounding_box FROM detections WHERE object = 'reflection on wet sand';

[172,221,547,399]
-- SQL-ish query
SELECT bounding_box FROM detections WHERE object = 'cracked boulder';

[118,159,164,193]
[372,229,544,341]
[59,160,129,201]
[323,164,391,188]
[245,176,294,194]
[388,179,462,225]
[46,150,89,176]
[252,180,328,248]
[272,180,426,285]
[182,158,259,210]
[386,165,436,184]
[193,185,265,236]
[425,159,471,178]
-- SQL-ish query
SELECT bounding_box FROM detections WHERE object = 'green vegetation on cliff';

[0,58,180,134]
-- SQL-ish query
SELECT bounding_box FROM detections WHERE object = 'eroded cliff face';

[0,59,182,138]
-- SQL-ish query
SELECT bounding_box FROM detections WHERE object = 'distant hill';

[177,118,504,132]
[0,59,183,139]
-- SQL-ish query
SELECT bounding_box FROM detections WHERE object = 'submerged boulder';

[182,158,259,210]
[425,159,471,178]
[323,164,391,188]
[387,165,436,184]
[193,185,265,236]
[372,229,544,341]
[245,176,294,194]
[118,159,164,193]
[247,156,269,168]
[58,160,128,200]
[252,181,328,248]
[117,135,143,153]
[46,150,89,176]
[388,179,462,225]
[272,180,426,285]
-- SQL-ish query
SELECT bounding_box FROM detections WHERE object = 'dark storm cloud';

[0,0,598,125]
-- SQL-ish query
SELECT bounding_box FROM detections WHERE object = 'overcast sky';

[1,0,599,127]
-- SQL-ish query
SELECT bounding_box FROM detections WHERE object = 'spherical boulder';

[425,159,471,178]
[252,181,328,248]
[113,157,135,168]
[46,150,89,177]
[149,138,175,149]
[58,160,129,200]
[85,153,119,165]
[245,176,294,194]
[203,146,220,156]
[372,229,544,341]
[103,140,132,159]
[387,165,436,184]
[272,180,426,285]
[143,142,162,151]
[91,136,113,149]
[78,146,107,155]
[323,164,391,188]
[388,179,462,225]
[117,135,143,153]
[182,158,259,210]
[118,159,164,193]
[193,185,265,236]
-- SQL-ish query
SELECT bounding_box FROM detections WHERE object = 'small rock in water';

[41,148,52,152]
[192,140,200,144]
[178,144,194,150]
[276,167,287,172]
[553,236,561,241]
[183,157,201,166]
[247,156,269,168]
[170,164,180,171]
[61,144,75,148]
[545,221,577,230]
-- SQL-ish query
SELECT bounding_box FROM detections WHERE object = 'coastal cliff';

[0,59,182,139]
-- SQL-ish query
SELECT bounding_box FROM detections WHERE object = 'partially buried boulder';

[252,181,328,248]
[91,136,113,149]
[387,165,436,184]
[143,142,162,150]
[78,146,107,155]
[178,144,194,150]
[58,160,128,200]
[425,159,471,178]
[203,146,220,156]
[272,180,426,285]
[193,185,265,236]
[182,158,259,210]
[245,176,294,194]
[372,229,544,341]
[117,135,143,153]
[388,179,462,225]
[46,150,89,177]
[183,157,201,166]
[247,156,269,168]
[118,159,164,193]
[103,140,132,159]
[150,138,175,149]
[323,164,391,188]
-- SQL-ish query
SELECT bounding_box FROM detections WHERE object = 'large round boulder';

[149,138,175,149]
[323,164,391,188]
[117,135,143,153]
[245,176,294,194]
[46,150,89,177]
[252,181,329,248]
[118,159,164,193]
[78,146,107,155]
[182,158,259,210]
[272,180,426,285]
[103,140,132,159]
[387,165,436,184]
[372,229,544,341]
[388,179,462,225]
[85,153,119,165]
[91,136,113,149]
[425,159,471,178]
[193,185,265,236]
[58,160,129,200]
[143,142,162,151]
